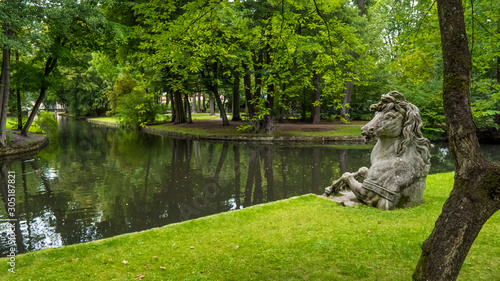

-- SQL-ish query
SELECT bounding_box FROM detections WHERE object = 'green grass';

[282,125,363,136]
[6,117,41,132]
[190,113,220,121]
[2,173,499,280]
[148,123,255,137]
[90,116,121,124]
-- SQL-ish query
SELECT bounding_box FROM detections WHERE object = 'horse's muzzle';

[361,126,375,143]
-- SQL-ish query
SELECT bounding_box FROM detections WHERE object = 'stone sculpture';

[324,91,433,210]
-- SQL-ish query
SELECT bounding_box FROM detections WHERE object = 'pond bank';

[87,117,367,144]
[2,172,499,280]
[0,130,48,159]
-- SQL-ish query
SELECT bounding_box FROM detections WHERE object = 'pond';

[1,117,499,257]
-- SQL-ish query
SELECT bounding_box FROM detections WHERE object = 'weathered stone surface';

[324,91,433,210]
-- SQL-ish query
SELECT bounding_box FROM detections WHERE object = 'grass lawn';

[279,125,363,137]
[6,117,41,133]
[90,114,365,139]
[90,116,120,124]
[2,172,499,280]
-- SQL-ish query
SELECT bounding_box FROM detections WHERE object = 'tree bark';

[311,72,321,124]
[209,95,215,116]
[256,45,276,134]
[173,90,186,124]
[243,63,255,119]
[191,93,197,113]
[340,80,353,122]
[184,93,192,124]
[357,0,365,17]
[197,92,201,113]
[16,88,22,130]
[0,45,11,146]
[15,51,22,130]
[232,70,242,121]
[21,57,57,136]
[413,1,500,280]
[201,65,229,126]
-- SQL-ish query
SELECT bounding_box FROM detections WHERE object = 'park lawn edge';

[1,172,499,280]
[88,117,366,143]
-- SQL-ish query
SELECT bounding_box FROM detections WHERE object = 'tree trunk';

[357,0,365,17]
[209,95,215,116]
[311,72,321,124]
[169,92,176,122]
[197,92,201,113]
[21,57,57,136]
[257,47,276,134]
[16,51,22,130]
[184,93,193,124]
[201,65,229,126]
[413,1,500,280]
[243,63,255,119]
[16,88,22,130]
[0,46,11,146]
[232,70,242,121]
[191,93,197,113]
[340,80,353,122]
[173,90,186,124]
[211,90,229,126]
[340,1,364,123]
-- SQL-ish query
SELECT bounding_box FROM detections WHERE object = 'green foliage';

[115,91,162,127]
[52,64,110,116]
[236,124,253,133]
[107,74,136,115]
[471,79,500,130]
[5,131,13,144]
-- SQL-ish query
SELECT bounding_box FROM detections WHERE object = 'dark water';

[0,117,498,256]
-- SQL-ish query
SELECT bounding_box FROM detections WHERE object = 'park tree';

[19,0,127,136]
[413,0,500,279]
[0,0,41,145]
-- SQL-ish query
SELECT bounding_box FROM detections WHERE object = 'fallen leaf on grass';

[122,260,128,264]
[154,256,159,260]
[232,245,239,250]
[143,264,149,268]
[136,274,145,279]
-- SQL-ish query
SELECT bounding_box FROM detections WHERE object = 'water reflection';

[0,118,498,256]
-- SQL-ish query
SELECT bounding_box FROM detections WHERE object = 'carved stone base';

[325,191,360,207]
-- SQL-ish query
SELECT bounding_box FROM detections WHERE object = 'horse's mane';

[370,91,433,165]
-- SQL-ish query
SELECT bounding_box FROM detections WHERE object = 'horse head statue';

[324,91,433,210]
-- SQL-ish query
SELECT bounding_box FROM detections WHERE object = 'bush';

[116,91,162,127]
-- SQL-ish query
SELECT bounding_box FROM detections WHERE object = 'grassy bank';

[2,173,499,280]
[90,114,365,139]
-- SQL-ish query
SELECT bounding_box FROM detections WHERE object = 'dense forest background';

[1,0,499,140]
